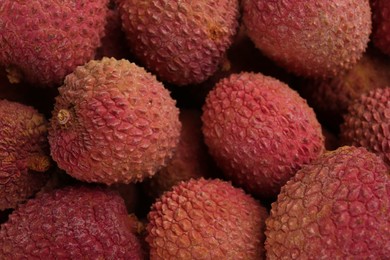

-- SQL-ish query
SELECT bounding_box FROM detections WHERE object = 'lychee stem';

[27,154,51,172]
[57,109,71,125]
[6,66,23,84]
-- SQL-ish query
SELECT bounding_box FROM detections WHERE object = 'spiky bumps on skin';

[118,0,240,86]
[371,0,390,56]
[147,178,268,260]
[0,186,144,259]
[49,57,181,185]
[242,0,371,78]
[202,72,324,200]
[0,0,109,87]
[0,100,51,210]
[340,87,390,165]
[265,146,390,259]
[143,110,214,198]
[299,47,390,130]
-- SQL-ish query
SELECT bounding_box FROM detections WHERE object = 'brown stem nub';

[57,109,71,125]
[27,154,51,172]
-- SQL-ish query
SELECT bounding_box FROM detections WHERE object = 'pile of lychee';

[0,0,389,259]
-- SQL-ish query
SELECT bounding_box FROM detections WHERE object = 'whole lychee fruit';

[147,178,268,259]
[118,0,240,85]
[371,0,390,56]
[340,87,390,165]
[48,57,181,185]
[242,0,372,78]
[265,146,390,259]
[0,186,144,259]
[0,100,51,210]
[0,0,109,87]
[202,72,324,200]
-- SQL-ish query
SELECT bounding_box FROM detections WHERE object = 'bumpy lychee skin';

[147,178,268,259]
[371,0,390,56]
[143,110,215,198]
[118,0,240,86]
[202,72,324,200]
[265,146,390,259]
[0,0,109,87]
[0,186,144,259]
[340,87,390,165]
[299,47,390,130]
[242,0,371,78]
[0,100,51,210]
[48,57,181,185]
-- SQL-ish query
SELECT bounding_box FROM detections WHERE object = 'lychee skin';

[147,178,268,260]
[0,0,109,87]
[0,186,144,259]
[202,72,324,200]
[0,100,50,210]
[48,57,181,185]
[371,0,390,56]
[265,146,390,259]
[242,0,371,78]
[340,87,390,166]
[118,0,240,86]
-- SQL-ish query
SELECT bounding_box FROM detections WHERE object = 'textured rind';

[340,87,390,166]
[0,186,144,259]
[242,0,371,78]
[299,47,390,129]
[371,0,390,56]
[0,100,50,210]
[201,72,324,200]
[147,178,268,260]
[118,0,240,86]
[143,110,213,198]
[0,0,109,87]
[265,146,390,259]
[48,57,181,185]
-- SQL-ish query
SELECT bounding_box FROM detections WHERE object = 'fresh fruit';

[265,146,390,259]
[242,0,372,78]
[371,0,390,56]
[0,186,144,259]
[340,87,390,165]
[0,100,51,210]
[147,178,268,259]
[118,0,240,85]
[143,109,215,198]
[202,72,324,200]
[0,0,109,87]
[299,47,390,131]
[48,57,181,185]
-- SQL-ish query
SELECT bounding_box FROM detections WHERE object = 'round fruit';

[265,146,390,259]
[242,0,371,78]
[0,100,50,210]
[48,57,181,185]
[202,72,324,200]
[340,87,390,165]
[118,0,240,85]
[0,186,144,259]
[147,178,268,259]
[0,0,109,87]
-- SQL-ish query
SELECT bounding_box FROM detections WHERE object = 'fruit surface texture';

[147,178,268,259]
[265,146,390,259]
[49,57,181,185]
[202,72,324,199]
[0,0,109,86]
[119,0,240,85]
[242,0,371,78]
